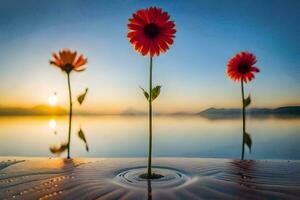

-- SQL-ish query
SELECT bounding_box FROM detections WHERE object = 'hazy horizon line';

[0,104,299,116]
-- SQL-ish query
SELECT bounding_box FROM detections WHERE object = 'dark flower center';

[237,63,250,74]
[144,23,160,39]
[62,63,74,73]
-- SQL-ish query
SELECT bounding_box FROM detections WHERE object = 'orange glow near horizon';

[0,96,299,114]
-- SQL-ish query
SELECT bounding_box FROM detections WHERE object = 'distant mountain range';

[198,106,300,118]
[0,105,299,117]
[0,105,66,116]
[121,106,300,117]
[120,108,147,115]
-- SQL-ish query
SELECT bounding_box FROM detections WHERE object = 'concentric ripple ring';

[113,167,190,189]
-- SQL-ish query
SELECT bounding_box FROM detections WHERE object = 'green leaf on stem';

[50,142,69,155]
[151,85,161,101]
[140,86,149,101]
[244,94,251,108]
[244,132,252,152]
[78,128,89,151]
[77,88,88,105]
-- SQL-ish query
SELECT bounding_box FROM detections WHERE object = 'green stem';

[241,78,245,160]
[147,56,153,179]
[67,73,73,159]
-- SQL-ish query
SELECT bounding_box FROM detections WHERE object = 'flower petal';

[127,7,176,57]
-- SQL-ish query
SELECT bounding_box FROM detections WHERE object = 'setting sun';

[48,93,57,106]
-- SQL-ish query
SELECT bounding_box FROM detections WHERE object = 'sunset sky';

[0,0,299,114]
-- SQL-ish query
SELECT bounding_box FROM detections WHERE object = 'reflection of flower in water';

[147,179,152,200]
[230,160,255,188]
[49,119,57,129]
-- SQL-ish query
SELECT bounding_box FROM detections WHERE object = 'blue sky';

[0,0,299,113]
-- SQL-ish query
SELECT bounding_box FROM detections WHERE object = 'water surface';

[0,116,299,160]
[0,158,299,200]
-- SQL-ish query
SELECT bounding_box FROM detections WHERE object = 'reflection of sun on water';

[49,119,57,129]
[48,94,57,106]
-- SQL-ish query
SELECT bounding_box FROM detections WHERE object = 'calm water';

[0,115,299,160]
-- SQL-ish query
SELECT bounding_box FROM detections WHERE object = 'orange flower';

[50,49,87,73]
[127,7,176,57]
[227,52,260,83]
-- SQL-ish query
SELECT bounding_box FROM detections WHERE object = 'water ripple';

[113,167,191,189]
[0,158,299,200]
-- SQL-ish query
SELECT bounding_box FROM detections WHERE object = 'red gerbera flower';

[50,49,87,73]
[127,7,176,57]
[227,52,260,83]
